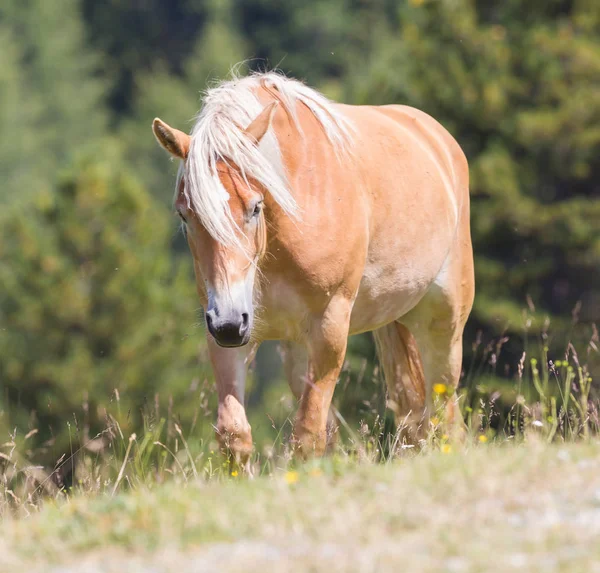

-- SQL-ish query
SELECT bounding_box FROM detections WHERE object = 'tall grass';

[1,319,598,518]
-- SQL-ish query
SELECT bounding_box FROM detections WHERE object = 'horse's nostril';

[239,313,250,337]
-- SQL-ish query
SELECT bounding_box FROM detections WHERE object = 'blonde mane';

[181,71,353,247]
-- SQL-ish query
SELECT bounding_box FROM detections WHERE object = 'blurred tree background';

[0,0,598,464]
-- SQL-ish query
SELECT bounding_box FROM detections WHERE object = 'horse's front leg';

[207,334,258,466]
[294,295,352,456]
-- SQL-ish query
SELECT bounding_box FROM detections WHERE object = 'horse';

[152,71,474,461]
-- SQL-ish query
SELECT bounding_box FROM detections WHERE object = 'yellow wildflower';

[231,470,238,477]
[441,444,452,454]
[285,471,299,485]
[430,417,440,427]
[478,435,488,443]
[433,383,447,395]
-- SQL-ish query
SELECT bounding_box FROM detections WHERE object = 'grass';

[1,322,598,571]
[1,441,600,572]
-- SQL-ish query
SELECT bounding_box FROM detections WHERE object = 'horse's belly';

[348,265,432,335]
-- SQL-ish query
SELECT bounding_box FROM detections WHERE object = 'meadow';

[2,442,600,572]
[1,330,598,572]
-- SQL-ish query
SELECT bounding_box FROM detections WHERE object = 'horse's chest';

[259,279,313,339]
[259,248,440,339]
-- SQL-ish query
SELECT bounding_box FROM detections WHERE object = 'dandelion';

[433,383,447,395]
[441,444,452,454]
[285,471,299,485]
[231,470,238,478]
[478,435,488,443]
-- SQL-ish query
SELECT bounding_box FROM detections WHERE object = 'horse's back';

[342,103,469,205]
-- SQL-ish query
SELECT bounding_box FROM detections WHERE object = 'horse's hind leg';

[373,322,427,442]
[377,232,474,443]
[400,250,475,438]
[404,312,466,433]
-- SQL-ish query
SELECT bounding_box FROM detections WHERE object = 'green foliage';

[81,0,205,113]
[0,25,42,199]
[122,0,250,202]
[0,151,208,461]
[0,0,107,205]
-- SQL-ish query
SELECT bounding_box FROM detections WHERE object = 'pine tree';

[0,149,208,461]
[0,25,45,203]
[0,0,108,205]
[123,0,250,203]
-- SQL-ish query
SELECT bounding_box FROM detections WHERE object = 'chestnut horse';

[152,72,474,460]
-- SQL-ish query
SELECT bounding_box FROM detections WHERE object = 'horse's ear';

[152,118,190,159]
[244,101,279,145]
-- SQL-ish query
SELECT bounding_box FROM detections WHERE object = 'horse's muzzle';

[205,310,250,347]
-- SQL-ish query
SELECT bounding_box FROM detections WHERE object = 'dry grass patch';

[1,441,600,572]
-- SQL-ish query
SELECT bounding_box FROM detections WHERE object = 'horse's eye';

[252,201,263,217]
[177,211,187,224]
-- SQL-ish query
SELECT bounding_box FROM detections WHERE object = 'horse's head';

[152,103,278,347]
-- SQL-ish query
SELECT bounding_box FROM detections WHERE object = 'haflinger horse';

[152,72,474,462]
